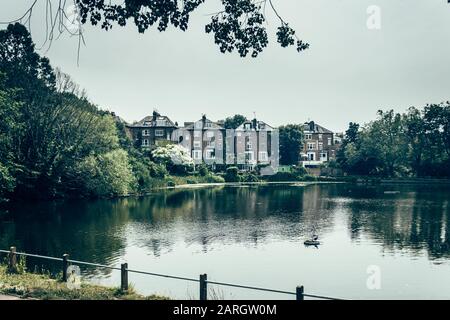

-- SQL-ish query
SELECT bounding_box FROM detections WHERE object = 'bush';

[186,178,198,184]
[302,174,317,181]
[292,165,307,177]
[205,174,225,183]
[241,173,260,183]
[75,149,135,197]
[167,180,176,187]
[266,172,300,182]
[151,144,194,175]
[197,164,210,177]
[224,167,241,182]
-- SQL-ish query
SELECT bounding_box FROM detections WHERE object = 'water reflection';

[0,183,449,280]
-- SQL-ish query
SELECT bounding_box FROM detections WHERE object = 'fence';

[0,247,345,300]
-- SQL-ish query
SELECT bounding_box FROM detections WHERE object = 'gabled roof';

[303,121,333,134]
[128,114,177,128]
[236,119,274,131]
[183,117,223,130]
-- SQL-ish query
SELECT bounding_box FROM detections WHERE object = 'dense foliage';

[337,107,450,177]
[75,0,309,57]
[278,124,304,165]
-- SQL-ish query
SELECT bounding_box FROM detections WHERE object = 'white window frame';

[305,134,312,140]
[318,142,323,150]
[328,137,332,145]
[307,142,315,150]
[155,129,164,137]
[193,141,201,149]
[259,151,268,161]
[307,152,315,161]
[142,129,150,136]
[142,139,149,147]
[192,150,202,160]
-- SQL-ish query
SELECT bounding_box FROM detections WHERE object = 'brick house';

[173,115,226,168]
[233,119,279,173]
[125,111,178,149]
[300,121,337,167]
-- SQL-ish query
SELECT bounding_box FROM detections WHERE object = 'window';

[206,149,215,159]
[245,151,254,162]
[305,134,312,140]
[143,121,151,126]
[142,139,149,146]
[155,129,164,137]
[194,131,201,138]
[156,119,166,126]
[192,150,202,159]
[259,151,268,161]
[205,122,212,128]
[194,141,201,148]
[185,135,190,141]
[246,140,252,150]
[318,134,323,140]
[318,142,323,150]
[307,152,315,161]
[142,129,150,136]
[307,142,315,150]
[244,123,251,130]
[328,137,332,145]
[320,152,328,161]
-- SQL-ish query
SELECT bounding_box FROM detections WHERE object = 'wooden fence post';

[62,254,69,282]
[8,247,17,272]
[121,263,128,292]
[199,274,208,300]
[296,285,304,300]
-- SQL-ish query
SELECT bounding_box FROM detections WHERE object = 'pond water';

[1,183,449,300]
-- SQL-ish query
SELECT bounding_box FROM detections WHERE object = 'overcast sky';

[1,0,450,131]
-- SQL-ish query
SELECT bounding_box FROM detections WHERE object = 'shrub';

[152,144,194,175]
[76,149,135,197]
[241,173,260,183]
[292,165,307,177]
[205,175,225,183]
[266,172,300,182]
[197,164,210,177]
[224,167,241,182]
[302,174,317,181]
[167,180,176,187]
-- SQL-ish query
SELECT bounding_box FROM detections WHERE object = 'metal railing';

[0,247,345,300]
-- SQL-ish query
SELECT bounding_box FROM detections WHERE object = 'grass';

[0,264,169,300]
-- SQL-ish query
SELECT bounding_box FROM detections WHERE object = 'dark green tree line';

[337,105,450,177]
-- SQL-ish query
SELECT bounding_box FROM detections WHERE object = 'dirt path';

[0,294,22,300]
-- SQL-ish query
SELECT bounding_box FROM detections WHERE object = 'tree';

[75,149,136,197]
[223,114,247,129]
[278,124,304,165]
[151,144,194,174]
[4,1,309,58]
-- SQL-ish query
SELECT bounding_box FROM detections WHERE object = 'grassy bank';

[0,265,168,300]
